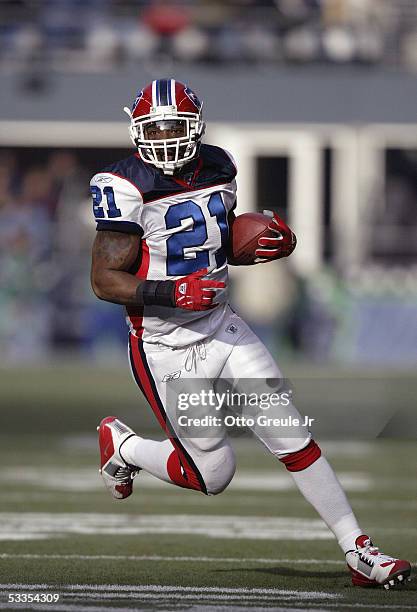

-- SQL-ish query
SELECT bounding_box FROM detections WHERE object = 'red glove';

[255,210,297,263]
[174,269,226,311]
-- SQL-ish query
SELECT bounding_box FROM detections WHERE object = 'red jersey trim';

[126,238,149,337]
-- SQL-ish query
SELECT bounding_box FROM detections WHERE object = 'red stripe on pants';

[129,333,205,492]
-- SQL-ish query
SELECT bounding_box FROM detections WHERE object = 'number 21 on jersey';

[165,192,229,276]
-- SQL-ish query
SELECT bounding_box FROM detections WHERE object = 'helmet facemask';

[124,105,205,175]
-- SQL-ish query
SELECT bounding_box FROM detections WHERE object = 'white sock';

[334,514,364,554]
[121,435,173,484]
[290,456,363,554]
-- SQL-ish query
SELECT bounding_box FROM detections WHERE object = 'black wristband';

[137,280,175,307]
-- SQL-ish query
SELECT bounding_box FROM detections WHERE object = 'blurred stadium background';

[0,1,416,609]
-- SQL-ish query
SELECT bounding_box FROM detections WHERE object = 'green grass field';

[0,364,416,611]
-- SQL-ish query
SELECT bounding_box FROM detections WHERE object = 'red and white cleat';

[97,416,139,500]
[346,535,412,589]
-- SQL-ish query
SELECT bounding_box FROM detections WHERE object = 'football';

[229,212,275,265]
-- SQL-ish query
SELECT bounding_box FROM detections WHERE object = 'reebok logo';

[162,370,182,382]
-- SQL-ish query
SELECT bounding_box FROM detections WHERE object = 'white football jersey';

[90,145,237,347]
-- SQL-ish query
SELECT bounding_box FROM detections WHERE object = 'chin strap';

[161,166,175,176]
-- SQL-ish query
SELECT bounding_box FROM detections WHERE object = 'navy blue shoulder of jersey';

[102,154,156,196]
[100,145,236,204]
[194,144,237,186]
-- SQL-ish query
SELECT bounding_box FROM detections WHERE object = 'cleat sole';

[381,567,412,590]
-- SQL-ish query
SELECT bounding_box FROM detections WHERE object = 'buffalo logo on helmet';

[184,86,202,111]
[131,89,144,114]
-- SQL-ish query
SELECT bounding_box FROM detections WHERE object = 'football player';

[91,78,411,589]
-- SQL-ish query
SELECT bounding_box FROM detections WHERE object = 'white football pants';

[127,306,312,494]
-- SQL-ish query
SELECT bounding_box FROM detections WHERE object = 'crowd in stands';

[1,0,417,72]
[0,149,101,361]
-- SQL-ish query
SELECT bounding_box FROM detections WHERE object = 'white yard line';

[0,584,339,599]
[63,436,376,459]
[0,599,415,611]
[0,586,416,611]
[283,606,417,611]
[0,553,348,565]
[0,513,334,541]
[0,592,321,603]
[1,606,415,612]
[3,493,417,512]
[0,606,321,612]
[0,467,373,493]
[0,512,415,542]
[0,584,415,611]
[6,553,417,566]
[0,585,339,608]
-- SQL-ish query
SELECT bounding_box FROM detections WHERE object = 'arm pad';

[136,280,175,307]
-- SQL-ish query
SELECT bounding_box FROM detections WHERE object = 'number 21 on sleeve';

[91,186,122,219]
